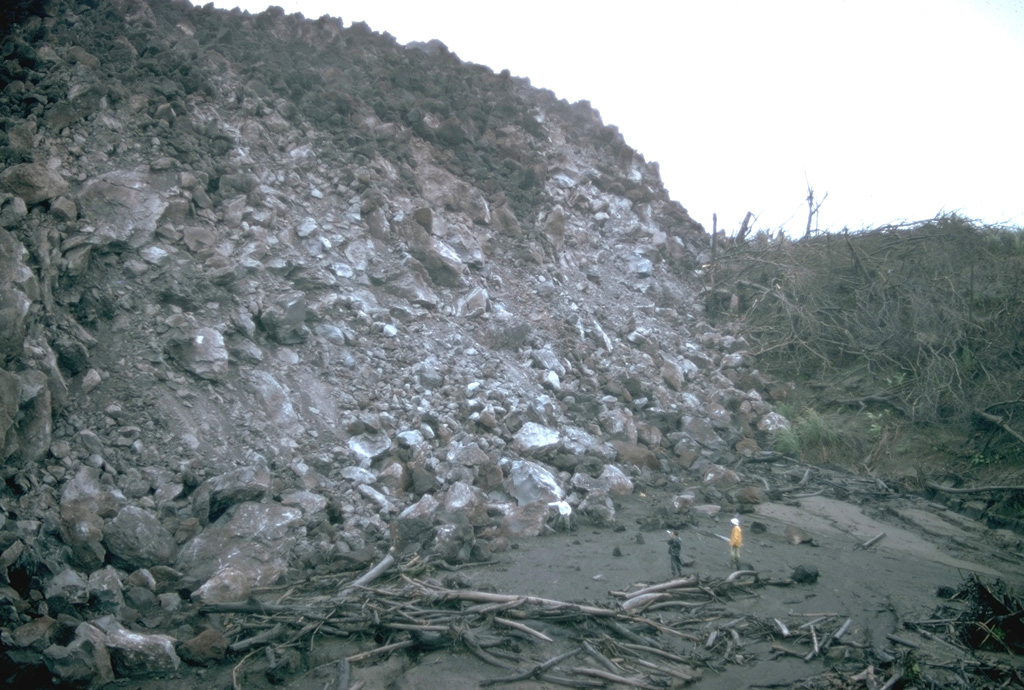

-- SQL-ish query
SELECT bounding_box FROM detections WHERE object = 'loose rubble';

[0,1,1021,688]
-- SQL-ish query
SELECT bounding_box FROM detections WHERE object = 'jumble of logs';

[199,556,775,688]
[200,555,1022,689]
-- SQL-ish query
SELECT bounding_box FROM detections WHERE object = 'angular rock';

[77,169,168,246]
[442,481,488,526]
[44,569,90,615]
[393,494,440,551]
[578,493,615,526]
[87,566,125,615]
[348,433,393,467]
[103,506,177,570]
[101,618,180,677]
[458,286,489,318]
[407,227,466,287]
[191,566,251,604]
[206,464,272,521]
[0,162,69,204]
[702,464,740,488]
[513,422,560,456]
[500,501,549,538]
[791,564,819,584]
[260,292,309,344]
[43,622,114,687]
[757,412,791,434]
[504,459,562,505]
[175,502,303,589]
[178,628,228,666]
[432,520,476,564]
[164,327,229,381]
[598,408,638,444]
[571,464,632,496]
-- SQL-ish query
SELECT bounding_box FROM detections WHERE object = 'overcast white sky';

[192,0,1024,234]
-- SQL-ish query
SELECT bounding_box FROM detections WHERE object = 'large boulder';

[259,292,309,344]
[43,622,114,686]
[102,506,177,571]
[164,327,229,381]
[175,502,303,590]
[0,162,69,204]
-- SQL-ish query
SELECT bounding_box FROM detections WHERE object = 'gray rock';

[77,169,168,246]
[164,327,229,381]
[175,502,303,589]
[598,408,638,444]
[43,622,114,686]
[407,229,466,287]
[348,433,392,466]
[791,564,819,584]
[570,464,633,496]
[100,618,181,676]
[442,481,489,526]
[757,412,791,434]
[394,494,440,551]
[87,566,125,614]
[206,464,271,520]
[44,569,90,613]
[500,501,549,538]
[103,506,177,570]
[504,459,562,505]
[431,519,475,563]
[458,286,489,318]
[0,162,69,204]
[248,371,300,427]
[260,292,309,344]
[191,566,251,604]
[578,493,616,526]
[513,422,561,456]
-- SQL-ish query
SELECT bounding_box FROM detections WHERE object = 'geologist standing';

[729,516,743,570]
[667,530,684,578]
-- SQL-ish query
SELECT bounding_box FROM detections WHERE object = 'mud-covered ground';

[105,476,1023,690]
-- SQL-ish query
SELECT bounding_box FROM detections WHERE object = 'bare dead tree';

[737,211,754,244]
[804,181,828,238]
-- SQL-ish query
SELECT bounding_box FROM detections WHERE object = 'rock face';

[0,0,790,685]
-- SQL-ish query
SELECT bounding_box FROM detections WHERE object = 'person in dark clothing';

[667,530,684,577]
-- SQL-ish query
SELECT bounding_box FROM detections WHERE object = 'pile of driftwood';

[198,554,782,688]
[200,554,1022,689]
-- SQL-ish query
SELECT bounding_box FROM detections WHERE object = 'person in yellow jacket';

[729,517,743,570]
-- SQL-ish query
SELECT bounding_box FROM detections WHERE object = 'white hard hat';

[731,517,740,526]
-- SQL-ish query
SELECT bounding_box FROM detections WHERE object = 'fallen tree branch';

[582,640,622,674]
[480,647,582,686]
[345,639,416,663]
[568,666,649,687]
[417,586,620,618]
[858,532,886,549]
[974,409,1024,446]
[633,657,695,682]
[620,575,699,598]
[493,616,552,642]
[337,552,396,599]
[230,623,284,652]
[927,481,1024,495]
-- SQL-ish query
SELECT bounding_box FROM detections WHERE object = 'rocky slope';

[0,0,850,684]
